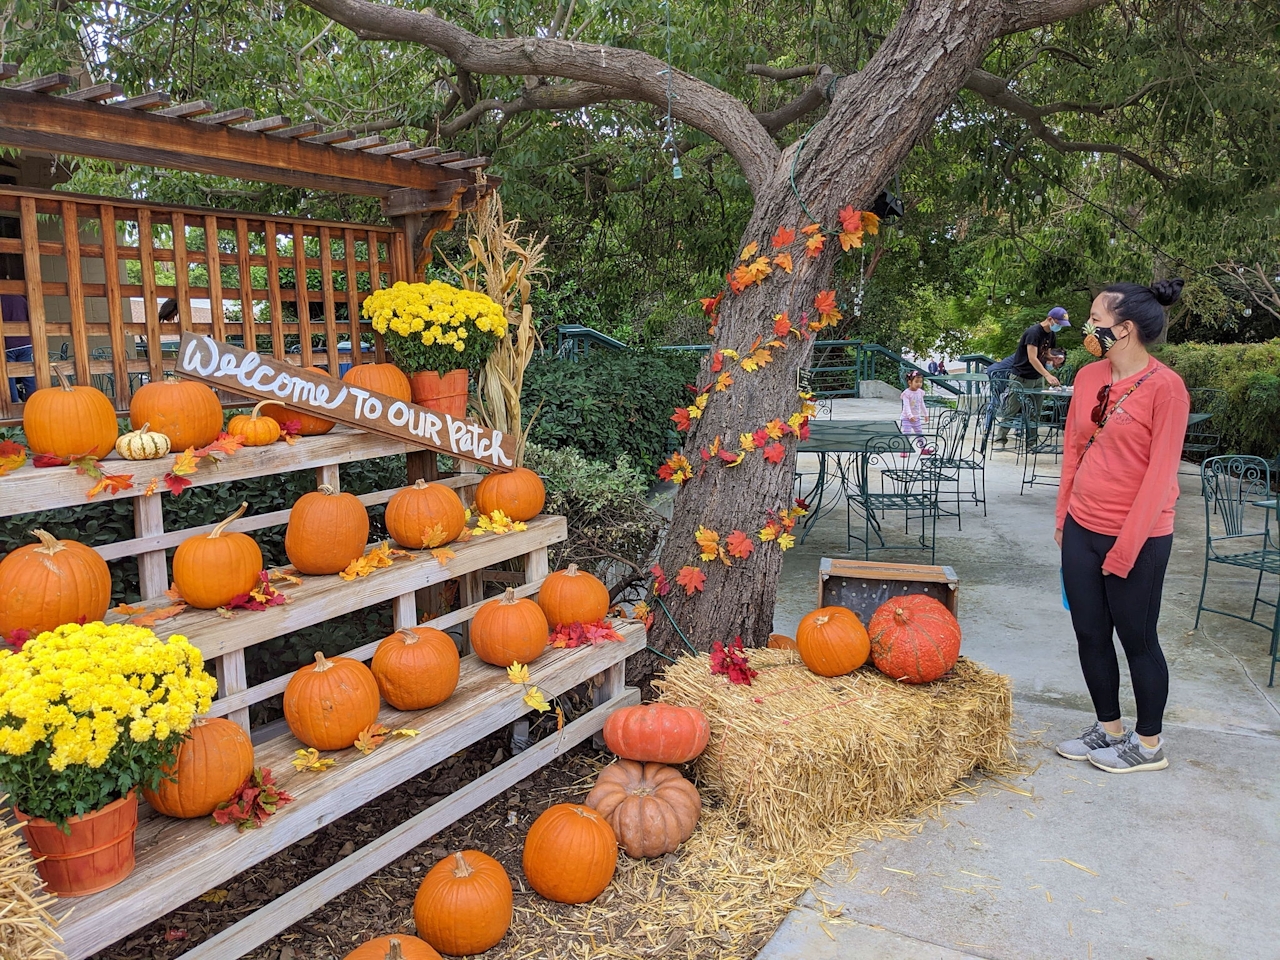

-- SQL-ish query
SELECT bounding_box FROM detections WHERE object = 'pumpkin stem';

[249,400,274,420]
[50,364,74,392]
[137,422,151,433]
[413,478,429,489]
[316,484,337,495]
[451,851,474,878]
[209,502,248,538]
[30,529,65,555]
[813,614,830,627]
[397,628,419,645]
[565,563,580,576]
[500,586,517,605]
[313,651,333,671]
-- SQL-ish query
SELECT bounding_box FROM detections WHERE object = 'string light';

[1244,306,1253,317]
[660,0,681,179]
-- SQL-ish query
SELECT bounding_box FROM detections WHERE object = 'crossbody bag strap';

[1076,368,1158,467]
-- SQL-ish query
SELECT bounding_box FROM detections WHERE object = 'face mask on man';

[1050,322,1067,333]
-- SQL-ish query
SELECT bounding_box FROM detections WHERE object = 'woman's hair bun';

[1149,277,1185,307]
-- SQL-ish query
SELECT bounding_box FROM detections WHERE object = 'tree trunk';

[646,0,1011,667]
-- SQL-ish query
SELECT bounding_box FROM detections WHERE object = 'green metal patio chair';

[1195,455,1279,634]
[1183,387,1224,460]
[848,432,942,563]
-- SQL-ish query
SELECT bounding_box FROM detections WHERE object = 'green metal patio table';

[797,419,902,543]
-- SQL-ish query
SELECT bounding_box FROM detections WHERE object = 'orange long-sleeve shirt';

[1055,356,1190,578]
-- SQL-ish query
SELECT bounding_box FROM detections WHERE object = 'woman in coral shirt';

[1053,279,1189,774]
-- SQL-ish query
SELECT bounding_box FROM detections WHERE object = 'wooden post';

[100,204,132,408]
[592,661,626,749]
[137,207,164,382]
[264,220,285,359]
[204,214,226,343]
[133,494,167,599]
[316,463,340,491]
[60,200,92,387]
[393,593,417,630]
[215,651,252,733]
[19,196,51,389]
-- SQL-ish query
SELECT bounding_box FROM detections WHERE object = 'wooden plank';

[60,200,92,386]
[115,92,171,111]
[236,115,291,133]
[133,493,167,600]
[441,156,490,170]
[9,73,73,93]
[105,516,567,660]
[392,592,417,630]
[175,334,518,468]
[100,204,132,408]
[18,196,51,389]
[204,215,226,342]
[592,661,627,748]
[317,225,340,373]
[525,546,550,582]
[264,220,285,358]
[182,686,640,960]
[400,146,441,161]
[172,212,193,335]
[62,82,122,102]
[316,462,341,490]
[136,207,164,381]
[215,651,251,732]
[342,228,362,355]
[293,223,312,367]
[52,631,642,959]
[303,128,355,144]
[235,218,254,346]
[198,107,255,125]
[0,63,17,82]
[153,100,214,118]
[268,122,324,139]
[336,135,387,151]
[364,140,415,155]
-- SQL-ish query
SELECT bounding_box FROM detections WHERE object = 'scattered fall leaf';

[773,251,794,274]
[651,564,671,597]
[170,448,200,476]
[507,662,531,685]
[430,546,456,566]
[111,602,147,616]
[390,728,419,738]
[86,472,134,500]
[694,526,721,562]
[0,439,27,476]
[550,619,625,648]
[291,748,336,772]
[354,723,390,755]
[197,890,230,904]
[710,636,758,685]
[676,565,707,595]
[773,312,792,337]
[130,602,188,627]
[726,530,756,559]
[212,767,293,831]
[762,442,787,464]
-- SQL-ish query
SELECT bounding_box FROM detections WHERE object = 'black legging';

[1060,514,1173,737]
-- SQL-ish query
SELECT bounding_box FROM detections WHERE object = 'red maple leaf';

[710,350,724,373]
[717,447,741,464]
[726,530,755,559]
[163,473,193,496]
[32,453,72,468]
[550,618,625,649]
[710,636,758,685]
[701,292,724,317]
[799,419,811,440]
[752,428,770,449]
[771,225,796,249]
[773,313,792,338]
[651,564,671,597]
[212,767,294,832]
[671,406,692,432]
[814,289,839,316]
[762,442,786,464]
[838,205,862,234]
[676,565,707,596]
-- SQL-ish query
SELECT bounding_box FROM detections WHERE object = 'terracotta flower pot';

[16,791,138,896]
[409,368,469,419]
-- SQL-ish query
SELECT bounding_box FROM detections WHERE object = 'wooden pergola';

[0,69,496,421]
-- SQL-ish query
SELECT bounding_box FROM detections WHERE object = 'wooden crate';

[818,557,959,623]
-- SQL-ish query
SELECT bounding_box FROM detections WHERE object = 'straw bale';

[0,796,65,960]
[654,649,1016,853]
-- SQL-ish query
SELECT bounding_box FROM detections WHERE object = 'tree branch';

[299,0,780,193]
[749,65,837,134]
[745,63,823,81]
[999,0,1113,35]
[964,68,1173,182]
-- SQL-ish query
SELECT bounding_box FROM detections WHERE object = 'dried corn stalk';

[0,796,65,960]
[441,190,547,467]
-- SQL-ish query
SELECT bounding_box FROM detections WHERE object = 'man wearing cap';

[993,306,1070,447]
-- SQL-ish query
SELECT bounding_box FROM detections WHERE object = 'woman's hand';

[1054,528,1063,547]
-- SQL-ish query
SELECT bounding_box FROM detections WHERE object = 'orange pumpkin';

[343,936,441,960]
[172,502,263,609]
[259,365,335,435]
[602,703,709,764]
[474,467,545,522]
[537,563,609,628]
[371,628,460,711]
[285,485,370,575]
[342,362,412,402]
[22,366,119,459]
[129,375,224,451]
[796,606,870,677]
[469,588,548,667]
[522,803,617,904]
[283,652,381,750]
[0,530,111,642]
[867,594,962,684]
[585,760,701,858]
[413,851,512,956]
[226,401,281,446]
[142,717,254,819]
[767,633,798,651]
[384,480,466,550]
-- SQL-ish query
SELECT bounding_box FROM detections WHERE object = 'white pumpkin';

[115,421,171,460]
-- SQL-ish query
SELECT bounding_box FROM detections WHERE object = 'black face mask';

[1084,323,1128,358]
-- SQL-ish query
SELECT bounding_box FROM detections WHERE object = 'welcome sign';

[176,333,515,469]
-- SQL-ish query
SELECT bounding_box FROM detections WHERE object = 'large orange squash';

[602,703,709,764]
[285,485,370,575]
[585,760,701,858]
[384,480,465,550]
[259,365,335,435]
[413,851,512,956]
[142,717,254,819]
[342,362,412,402]
[172,503,263,609]
[522,804,617,904]
[129,376,223,451]
[371,628,460,711]
[283,652,381,750]
[537,563,609,628]
[473,467,545,522]
[0,530,111,641]
[469,588,548,667]
[343,936,441,960]
[796,606,870,677]
[22,366,118,459]
[868,594,962,684]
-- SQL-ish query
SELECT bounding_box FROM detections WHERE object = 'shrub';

[523,348,699,473]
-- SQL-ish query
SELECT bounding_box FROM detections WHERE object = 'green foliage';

[523,349,699,473]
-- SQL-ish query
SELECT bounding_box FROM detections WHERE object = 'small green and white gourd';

[115,421,172,460]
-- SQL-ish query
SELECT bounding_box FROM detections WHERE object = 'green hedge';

[523,348,700,474]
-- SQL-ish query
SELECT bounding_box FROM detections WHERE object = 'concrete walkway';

[764,401,1280,960]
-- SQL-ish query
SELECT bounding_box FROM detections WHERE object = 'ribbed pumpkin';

[537,563,610,628]
[142,717,254,819]
[0,530,111,641]
[473,467,545,522]
[129,376,223,451]
[172,503,263,609]
[285,485,370,575]
[343,936,442,960]
[226,401,281,446]
[22,366,118,459]
[115,421,171,460]
[342,362,412,402]
[796,606,870,677]
[259,365,335,435]
[413,851,512,956]
[767,633,798,651]
[522,804,617,904]
[867,594,962,684]
[371,628,460,711]
[585,760,702,859]
[602,704,709,764]
[469,588,548,667]
[384,480,466,550]
[283,652,381,750]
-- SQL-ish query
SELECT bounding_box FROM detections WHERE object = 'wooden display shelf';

[52,626,644,960]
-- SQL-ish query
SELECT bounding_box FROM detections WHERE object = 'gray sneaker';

[1088,731,1168,774]
[1055,721,1126,761]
